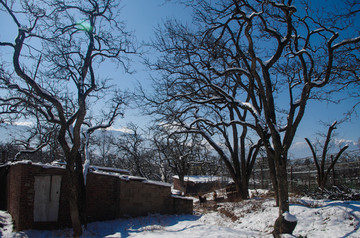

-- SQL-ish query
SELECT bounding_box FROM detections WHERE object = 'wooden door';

[33,175,62,222]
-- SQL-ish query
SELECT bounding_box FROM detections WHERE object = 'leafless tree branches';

[146,0,359,235]
[0,0,134,236]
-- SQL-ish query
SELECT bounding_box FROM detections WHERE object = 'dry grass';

[218,207,239,222]
[214,199,266,223]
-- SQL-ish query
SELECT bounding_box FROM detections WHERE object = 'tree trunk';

[75,152,87,228]
[233,177,248,200]
[268,155,279,206]
[319,179,327,190]
[66,167,83,237]
[241,176,250,198]
[276,160,289,215]
[272,154,296,237]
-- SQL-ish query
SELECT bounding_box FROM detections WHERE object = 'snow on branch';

[332,36,360,49]
[14,142,48,161]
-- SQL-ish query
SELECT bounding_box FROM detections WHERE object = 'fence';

[249,159,360,193]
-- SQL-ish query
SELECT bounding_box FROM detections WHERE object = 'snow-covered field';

[1,190,360,237]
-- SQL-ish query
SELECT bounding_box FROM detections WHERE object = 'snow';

[2,193,360,237]
[171,195,193,201]
[0,210,13,237]
[172,175,231,183]
[239,101,260,118]
[143,180,172,187]
[91,166,130,174]
[83,130,91,185]
[4,160,65,169]
[332,36,360,49]
[294,49,307,55]
[283,211,297,222]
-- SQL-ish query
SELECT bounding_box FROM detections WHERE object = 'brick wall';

[118,179,172,216]
[171,196,193,214]
[86,172,119,222]
[5,163,193,231]
[7,163,68,230]
[0,166,8,210]
[7,164,22,230]
[173,177,183,191]
[118,179,193,216]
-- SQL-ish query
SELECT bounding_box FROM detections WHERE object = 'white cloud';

[13,121,33,127]
[105,126,132,134]
[334,138,357,147]
[291,141,308,149]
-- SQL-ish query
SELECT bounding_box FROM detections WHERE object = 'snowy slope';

[1,193,360,237]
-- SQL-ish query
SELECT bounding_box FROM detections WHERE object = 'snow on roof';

[2,160,170,188]
[3,160,65,170]
[119,175,147,181]
[143,180,172,187]
[171,195,193,201]
[172,175,225,183]
[91,171,170,188]
[90,165,130,175]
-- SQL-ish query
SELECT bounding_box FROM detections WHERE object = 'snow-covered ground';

[1,190,360,237]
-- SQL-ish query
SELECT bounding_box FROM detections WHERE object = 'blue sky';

[119,0,360,157]
[0,0,359,158]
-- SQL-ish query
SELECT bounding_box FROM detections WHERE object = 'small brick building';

[0,161,193,231]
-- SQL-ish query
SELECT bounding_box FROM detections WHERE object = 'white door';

[33,175,62,222]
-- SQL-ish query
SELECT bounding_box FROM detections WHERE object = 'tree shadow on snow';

[322,201,360,238]
[5,214,202,237]
[291,200,360,238]
[82,213,202,237]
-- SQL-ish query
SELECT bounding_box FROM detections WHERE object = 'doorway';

[33,175,62,222]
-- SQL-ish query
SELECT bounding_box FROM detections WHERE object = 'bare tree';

[305,121,349,189]
[151,125,207,191]
[145,20,263,200]
[0,0,133,236]
[312,0,360,119]
[146,0,360,235]
[113,123,159,179]
[89,130,117,167]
